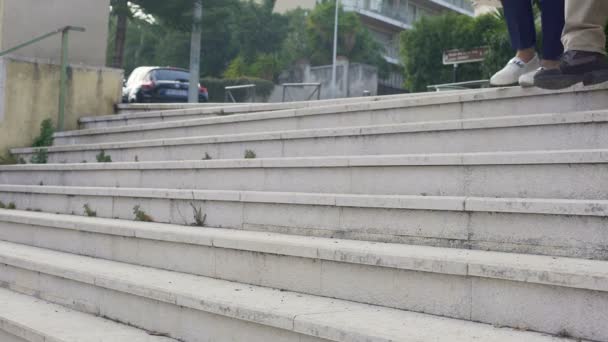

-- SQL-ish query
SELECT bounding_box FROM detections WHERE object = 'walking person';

[534,0,608,89]
[490,0,565,87]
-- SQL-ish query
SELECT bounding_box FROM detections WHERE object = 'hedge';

[200,77,274,103]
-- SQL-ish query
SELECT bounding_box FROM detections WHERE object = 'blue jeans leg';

[501,0,536,52]
[539,0,565,60]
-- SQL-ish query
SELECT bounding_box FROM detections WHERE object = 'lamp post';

[188,0,203,103]
[330,0,340,99]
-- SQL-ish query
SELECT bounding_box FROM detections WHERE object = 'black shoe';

[534,50,608,90]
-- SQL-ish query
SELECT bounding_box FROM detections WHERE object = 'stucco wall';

[0,56,122,156]
[0,0,110,66]
[273,0,317,13]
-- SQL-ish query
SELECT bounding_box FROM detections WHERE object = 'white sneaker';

[490,55,541,86]
[519,67,545,87]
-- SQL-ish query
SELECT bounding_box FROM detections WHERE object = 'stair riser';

[0,253,606,341]
[18,122,608,164]
[56,90,608,146]
[0,331,27,342]
[2,163,606,200]
[0,266,331,342]
[1,192,605,259]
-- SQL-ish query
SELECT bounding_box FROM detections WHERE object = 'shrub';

[30,148,48,164]
[133,205,154,222]
[33,119,55,148]
[96,150,112,163]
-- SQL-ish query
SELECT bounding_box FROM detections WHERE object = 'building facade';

[274,0,474,92]
[0,0,111,66]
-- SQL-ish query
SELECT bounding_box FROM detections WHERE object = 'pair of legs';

[535,0,608,89]
[504,0,564,68]
[491,0,565,86]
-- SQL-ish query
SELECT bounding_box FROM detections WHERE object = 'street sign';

[443,47,489,65]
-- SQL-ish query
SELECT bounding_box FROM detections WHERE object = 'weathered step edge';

[0,241,581,342]
[0,287,176,342]
[0,185,605,217]
[1,209,607,293]
[13,111,608,156]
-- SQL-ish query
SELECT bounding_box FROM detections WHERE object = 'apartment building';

[274,0,474,92]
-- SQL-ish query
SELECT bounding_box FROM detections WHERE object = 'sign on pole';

[443,47,489,65]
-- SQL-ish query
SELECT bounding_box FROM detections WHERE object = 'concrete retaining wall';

[0,56,122,156]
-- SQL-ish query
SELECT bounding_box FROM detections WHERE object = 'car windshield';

[153,69,190,82]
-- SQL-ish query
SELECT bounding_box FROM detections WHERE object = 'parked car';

[122,67,209,103]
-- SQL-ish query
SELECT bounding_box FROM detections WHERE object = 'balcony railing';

[341,0,473,28]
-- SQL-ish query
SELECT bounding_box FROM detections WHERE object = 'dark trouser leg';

[539,0,565,60]
[501,0,536,52]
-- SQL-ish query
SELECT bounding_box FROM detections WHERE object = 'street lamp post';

[330,0,340,99]
[188,0,203,103]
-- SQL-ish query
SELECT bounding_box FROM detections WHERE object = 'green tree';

[306,0,387,74]
[400,12,508,92]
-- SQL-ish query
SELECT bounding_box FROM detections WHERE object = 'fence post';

[58,28,69,132]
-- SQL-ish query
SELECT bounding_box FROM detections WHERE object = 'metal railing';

[224,84,256,103]
[0,26,85,131]
[282,83,322,102]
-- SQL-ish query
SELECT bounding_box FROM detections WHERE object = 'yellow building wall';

[0,56,122,157]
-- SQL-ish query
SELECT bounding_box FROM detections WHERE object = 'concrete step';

[0,186,605,259]
[80,84,608,130]
[86,91,427,129]
[1,150,607,200]
[0,287,176,342]
[0,239,593,341]
[12,111,608,164]
[62,85,608,145]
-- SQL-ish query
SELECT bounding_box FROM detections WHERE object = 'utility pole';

[188,0,203,103]
[330,0,340,99]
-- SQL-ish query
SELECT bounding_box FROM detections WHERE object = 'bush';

[33,119,55,148]
[200,77,274,103]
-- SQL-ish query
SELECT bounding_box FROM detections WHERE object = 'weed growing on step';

[134,155,139,162]
[190,203,207,227]
[30,148,48,164]
[1,202,17,210]
[32,119,55,148]
[0,153,18,165]
[133,205,154,222]
[96,150,112,163]
[244,150,256,159]
[83,204,97,217]
[203,153,212,160]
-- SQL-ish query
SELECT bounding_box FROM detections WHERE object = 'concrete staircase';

[1,85,607,342]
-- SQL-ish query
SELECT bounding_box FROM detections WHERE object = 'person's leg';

[503,0,537,62]
[562,0,607,54]
[491,0,541,86]
[535,0,608,89]
[539,0,565,66]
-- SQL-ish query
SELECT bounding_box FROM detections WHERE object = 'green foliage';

[303,1,388,76]
[400,13,510,92]
[133,205,154,222]
[0,201,16,210]
[30,149,48,164]
[200,77,274,102]
[0,153,20,165]
[83,204,97,217]
[244,150,256,159]
[96,151,113,163]
[33,119,55,148]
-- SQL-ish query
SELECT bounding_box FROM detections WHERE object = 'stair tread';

[0,287,176,342]
[0,185,606,217]
[0,240,576,342]
[1,149,607,171]
[1,209,606,292]
[12,110,607,154]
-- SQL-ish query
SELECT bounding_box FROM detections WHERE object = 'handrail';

[0,26,85,131]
